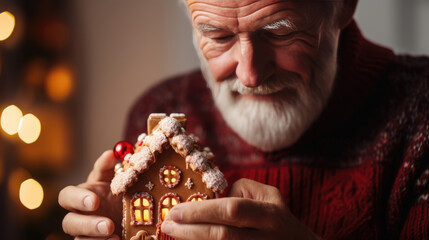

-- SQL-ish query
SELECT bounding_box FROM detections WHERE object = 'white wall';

[71,0,429,178]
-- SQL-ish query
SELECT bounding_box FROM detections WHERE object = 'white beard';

[194,38,337,152]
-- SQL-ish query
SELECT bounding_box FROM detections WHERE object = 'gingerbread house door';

[156,193,180,240]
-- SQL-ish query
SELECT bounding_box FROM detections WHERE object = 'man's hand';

[58,151,122,239]
[161,178,321,240]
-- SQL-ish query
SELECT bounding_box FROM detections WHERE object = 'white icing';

[129,147,154,173]
[159,117,182,137]
[202,167,228,193]
[144,130,168,153]
[137,133,147,142]
[145,181,154,191]
[185,178,193,189]
[186,150,210,172]
[149,113,167,117]
[170,113,185,118]
[114,162,123,171]
[124,153,133,162]
[111,168,138,195]
[171,134,194,155]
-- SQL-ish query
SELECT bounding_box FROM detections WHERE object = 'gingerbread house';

[111,113,228,240]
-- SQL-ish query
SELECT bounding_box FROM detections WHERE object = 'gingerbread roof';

[110,114,228,195]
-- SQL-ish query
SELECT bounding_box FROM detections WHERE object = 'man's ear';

[338,0,358,29]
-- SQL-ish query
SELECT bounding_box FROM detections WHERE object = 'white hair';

[193,33,337,152]
[183,1,339,152]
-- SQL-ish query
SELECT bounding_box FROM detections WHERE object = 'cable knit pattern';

[124,21,429,239]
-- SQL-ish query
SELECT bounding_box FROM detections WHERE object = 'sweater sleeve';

[399,164,429,240]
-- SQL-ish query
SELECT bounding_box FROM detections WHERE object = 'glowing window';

[158,193,181,222]
[187,193,208,202]
[131,192,153,226]
[159,165,181,188]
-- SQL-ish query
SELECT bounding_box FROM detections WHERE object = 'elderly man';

[59,0,429,239]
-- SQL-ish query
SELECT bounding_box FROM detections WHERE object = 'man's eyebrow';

[195,24,224,33]
[261,19,296,31]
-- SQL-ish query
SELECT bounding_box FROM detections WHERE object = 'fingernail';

[83,196,93,209]
[97,221,109,234]
[161,220,173,234]
[167,207,182,222]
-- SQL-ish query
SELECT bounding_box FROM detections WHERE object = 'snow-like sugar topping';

[144,130,168,153]
[111,168,138,195]
[111,113,228,195]
[129,147,154,173]
[159,117,182,137]
[170,113,185,118]
[202,167,228,193]
[186,150,210,172]
[149,113,166,118]
[171,134,194,155]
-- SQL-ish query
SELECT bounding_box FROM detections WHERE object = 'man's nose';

[235,38,270,88]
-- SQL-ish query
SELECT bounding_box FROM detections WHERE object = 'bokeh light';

[45,65,74,102]
[0,11,15,41]
[1,105,23,135]
[18,113,41,144]
[0,156,3,185]
[8,168,31,203]
[19,178,44,210]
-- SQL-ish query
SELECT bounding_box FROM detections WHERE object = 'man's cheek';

[274,49,314,84]
[206,52,238,82]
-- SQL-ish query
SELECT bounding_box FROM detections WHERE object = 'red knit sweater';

[124,21,429,239]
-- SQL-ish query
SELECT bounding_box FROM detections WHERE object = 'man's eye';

[212,35,234,43]
[263,31,295,40]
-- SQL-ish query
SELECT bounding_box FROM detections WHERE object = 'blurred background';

[0,0,428,239]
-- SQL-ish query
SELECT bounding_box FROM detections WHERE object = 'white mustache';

[225,76,301,95]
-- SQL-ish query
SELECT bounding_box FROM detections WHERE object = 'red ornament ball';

[113,141,134,161]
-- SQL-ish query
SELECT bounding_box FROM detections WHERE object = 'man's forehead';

[186,0,297,18]
[186,0,320,32]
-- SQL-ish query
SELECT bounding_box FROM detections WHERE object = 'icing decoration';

[114,162,124,174]
[144,130,168,154]
[111,168,138,195]
[114,141,135,161]
[184,178,193,189]
[130,230,152,240]
[131,192,154,226]
[186,150,210,172]
[159,165,181,188]
[171,134,194,155]
[202,167,228,193]
[110,113,228,196]
[187,193,208,202]
[149,113,166,118]
[145,181,154,191]
[129,147,154,173]
[137,133,147,142]
[158,117,182,138]
[158,193,181,222]
[169,113,185,118]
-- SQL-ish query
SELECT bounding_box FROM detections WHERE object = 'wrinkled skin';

[59,0,357,239]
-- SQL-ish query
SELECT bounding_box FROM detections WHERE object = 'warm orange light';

[162,208,169,220]
[45,65,74,102]
[19,178,44,210]
[143,198,149,207]
[135,210,142,222]
[133,199,141,207]
[18,113,41,144]
[0,157,3,185]
[8,168,31,203]
[1,105,23,135]
[143,210,150,222]
[0,11,15,41]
